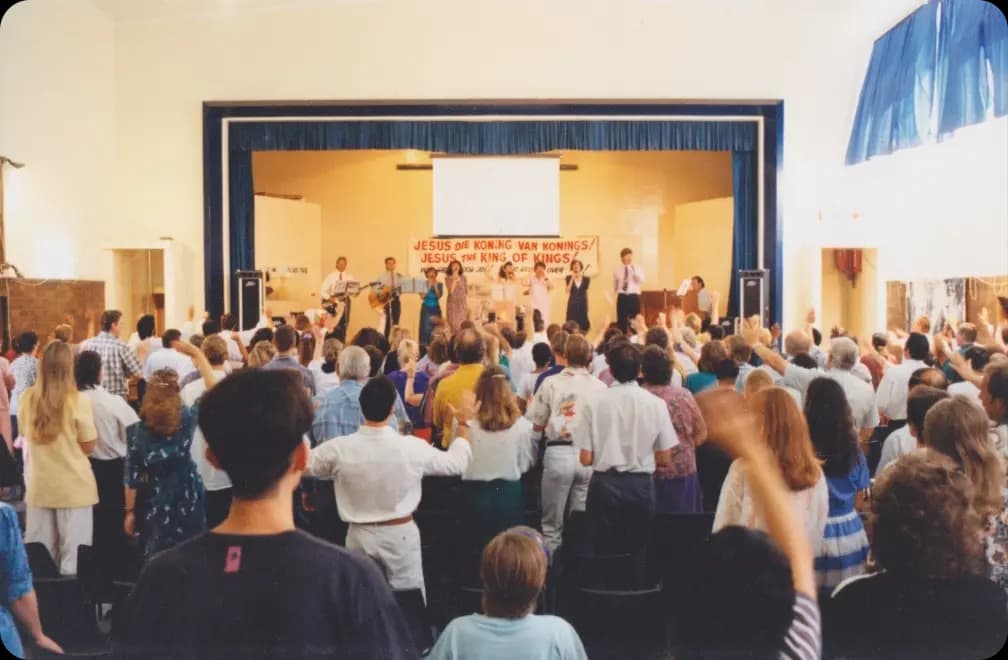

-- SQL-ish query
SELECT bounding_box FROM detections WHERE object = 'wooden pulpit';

[640,290,682,327]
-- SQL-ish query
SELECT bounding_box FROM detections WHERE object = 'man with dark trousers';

[375,257,403,341]
[612,248,644,334]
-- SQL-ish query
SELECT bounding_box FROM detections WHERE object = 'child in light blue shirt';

[429,527,586,660]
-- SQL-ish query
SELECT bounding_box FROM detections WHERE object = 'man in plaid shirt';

[80,310,142,400]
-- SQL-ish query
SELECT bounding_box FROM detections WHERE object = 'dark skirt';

[461,479,525,550]
[566,289,590,332]
[654,472,703,514]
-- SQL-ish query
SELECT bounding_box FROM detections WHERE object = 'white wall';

[0,0,117,282]
[7,0,1004,332]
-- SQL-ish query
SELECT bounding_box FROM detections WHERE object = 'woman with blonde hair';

[388,339,431,440]
[246,341,277,368]
[461,366,538,548]
[310,338,341,395]
[922,395,1008,591]
[19,340,98,574]
[125,340,217,561]
[713,387,828,554]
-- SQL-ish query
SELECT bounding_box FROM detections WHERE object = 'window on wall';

[846,0,1007,165]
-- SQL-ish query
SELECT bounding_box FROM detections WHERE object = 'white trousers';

[540,445,592,553]
[25,505,93,575]
[347,520,424,598]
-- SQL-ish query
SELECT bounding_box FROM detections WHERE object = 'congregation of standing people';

[1,287,1007,659]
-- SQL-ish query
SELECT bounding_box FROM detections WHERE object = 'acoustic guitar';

[322,282,375,314]
[368,284,403,310]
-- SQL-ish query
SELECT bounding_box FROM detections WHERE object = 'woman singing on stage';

[496,261,517,283]
[524,261,554,326]
[445,260,468,334]
[565,259,590,332]
[419,267,444,347]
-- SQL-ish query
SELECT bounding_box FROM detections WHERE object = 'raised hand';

[695,389,758,460]
[447,390,480,426]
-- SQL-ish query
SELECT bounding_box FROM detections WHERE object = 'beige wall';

[669,197,734,317]
[820,248,879,342]
[253,149,731,339]
[253,196,322,315]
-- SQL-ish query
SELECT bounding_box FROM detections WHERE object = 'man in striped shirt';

[80,310,142,400]
[674,389,822,660]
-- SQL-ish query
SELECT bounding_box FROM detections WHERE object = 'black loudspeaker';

[738,269,770,327]
[236,270,264,331]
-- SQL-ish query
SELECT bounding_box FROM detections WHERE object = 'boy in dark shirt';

[114,369,416,659]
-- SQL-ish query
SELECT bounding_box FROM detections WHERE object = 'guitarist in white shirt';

[320,256,354,342]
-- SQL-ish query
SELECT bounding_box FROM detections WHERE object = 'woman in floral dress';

[445,260,468,334]
[640,346,707,513]
[125,340,215,560]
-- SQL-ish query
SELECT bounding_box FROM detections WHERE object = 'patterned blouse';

[642,383,707,479]
[983,488,1008,593]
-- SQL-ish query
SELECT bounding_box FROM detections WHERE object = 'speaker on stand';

[738,269,770,328]
[236,270,264,331]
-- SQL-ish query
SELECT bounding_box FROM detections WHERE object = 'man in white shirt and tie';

[320,256,354,343]
[573,342,677,568]
[612,248,644,334]
[306,377,473,599]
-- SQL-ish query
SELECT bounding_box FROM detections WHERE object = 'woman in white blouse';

[461,365,539,548]
[713,387,828,554]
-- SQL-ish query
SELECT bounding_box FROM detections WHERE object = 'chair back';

[25,542,59,578]
[574,584,666,660]
[33,576,110,655]
[393,588,434,655]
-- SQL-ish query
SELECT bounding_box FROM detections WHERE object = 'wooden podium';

[640,290,682,327]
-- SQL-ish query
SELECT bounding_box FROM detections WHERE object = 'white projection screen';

[433,157,560,236]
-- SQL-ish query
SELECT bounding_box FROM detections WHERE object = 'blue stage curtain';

[846,2,939,165]
[228,146,254,314]
[935,0,1008,137]
[229,119,757,154]
[728,150,758,319]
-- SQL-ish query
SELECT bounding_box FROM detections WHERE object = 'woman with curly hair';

[125,340,216,561]
[804,378,870,596]
[922,395,1008,593]
[713,387,828,554]
[828,451,1007,658]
